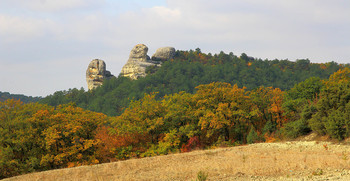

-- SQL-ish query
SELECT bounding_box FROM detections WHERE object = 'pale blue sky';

[1,0,349,96]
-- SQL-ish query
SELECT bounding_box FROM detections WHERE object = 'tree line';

[0,91,41,103]
[39,49,348,116]
[1,67,349,179]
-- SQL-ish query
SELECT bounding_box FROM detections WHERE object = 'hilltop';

[40,48,348,116]
[0,91,41,103]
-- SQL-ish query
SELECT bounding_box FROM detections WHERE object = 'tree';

[193,82,250,143]
[249,87,285,132]
[0,100,109,178]
[309,68,350,140]
[113,93,165,143]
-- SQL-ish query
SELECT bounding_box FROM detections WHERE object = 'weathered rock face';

[86,45,175,89]
[86,59,113,90]
[121,44,157,80]
[152,47,176,61]
[120,44,176,80]
[129,44,149,62]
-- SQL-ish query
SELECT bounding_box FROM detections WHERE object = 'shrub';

[282,119,311,139]
[141,129,180,157]
[196,170,208,181]
[247,127,263,144]
[180,136,200,152]
[309,116,327,136]
[114,146,133,160]
[324,110,346,140]
[262,121,277,134]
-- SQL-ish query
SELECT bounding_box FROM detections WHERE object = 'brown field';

[4,136,350,181]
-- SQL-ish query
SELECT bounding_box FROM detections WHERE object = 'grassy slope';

[4,137,350,181]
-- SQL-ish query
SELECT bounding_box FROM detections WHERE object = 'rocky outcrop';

[128,44,149,62]
[120,44,169,80]
[86,59,113,90]
[86,45,175,88]
[151,47,176,61]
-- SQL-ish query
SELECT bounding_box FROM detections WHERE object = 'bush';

[262,121,277,134]
[324,110,346,140]
[309,116,327,136]
[213,136,237,147]
[196,170,208,181]
[141,129,180,157]
[114,146,133,160]
[180,136,200,152]
[282,119,311,139]
[247,127,263,144]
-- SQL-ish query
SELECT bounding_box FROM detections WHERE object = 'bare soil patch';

[3,140,350,181]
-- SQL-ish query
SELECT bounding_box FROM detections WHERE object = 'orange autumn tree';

[249,87,286,130]
[193,82,251,144]
[248,87,285,142]
[29,103,108,169]
[1,100,111,178]
[269,88,286,127]
[94,125,147,162]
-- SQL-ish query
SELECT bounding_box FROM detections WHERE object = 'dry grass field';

[4,135,350,181]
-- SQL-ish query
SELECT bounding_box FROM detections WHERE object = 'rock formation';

[120,44,176,79]
[120,44,161,80]
[86,59,113,90]
[129,44,149,62]
[152,47,176,61]
[86,45,175,88]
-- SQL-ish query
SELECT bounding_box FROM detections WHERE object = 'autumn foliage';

[1,68,350,179]
[0,101,107,178]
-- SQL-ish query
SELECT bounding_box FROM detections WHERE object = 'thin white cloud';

[1,0,349,96]
[0,15,53,43]
[0,0,104,12]
[148,6,181,20]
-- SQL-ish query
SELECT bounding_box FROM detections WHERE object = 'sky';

[1,0,349,97]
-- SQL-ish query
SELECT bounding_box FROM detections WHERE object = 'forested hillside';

[0,91,41,103]
[1,68,350,179]
[39,49,347,116]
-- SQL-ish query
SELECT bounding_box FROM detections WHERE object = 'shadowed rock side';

[86,59,113,90]
[151,47,175,61]
[121,44,175,80]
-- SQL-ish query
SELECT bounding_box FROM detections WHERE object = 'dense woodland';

[0,91,41,103]
[1,49,350,179]
[40,49,345,116]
